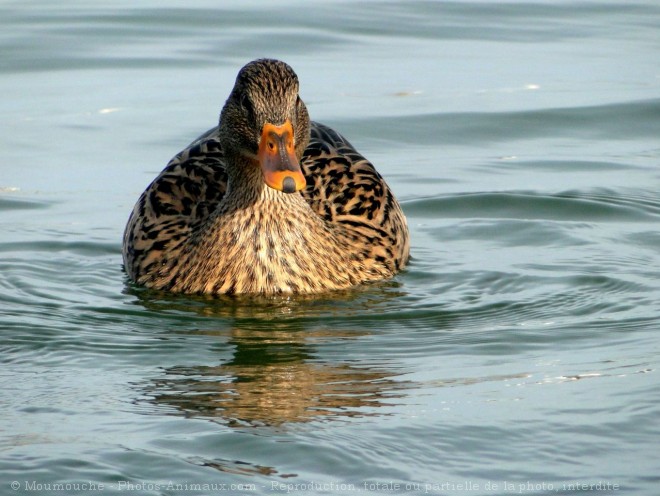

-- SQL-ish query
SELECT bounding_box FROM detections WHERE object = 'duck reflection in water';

[133,289,413,427]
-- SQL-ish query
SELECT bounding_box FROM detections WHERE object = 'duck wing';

[301,122,409,272]
[122,129,227,281]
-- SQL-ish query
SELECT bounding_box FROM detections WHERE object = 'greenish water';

[1,1,659,495]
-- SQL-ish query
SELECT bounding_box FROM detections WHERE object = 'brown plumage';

[122,59,410,294]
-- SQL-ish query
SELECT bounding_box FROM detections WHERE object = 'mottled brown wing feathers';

[122,131,227,284]
[302,122,408,271]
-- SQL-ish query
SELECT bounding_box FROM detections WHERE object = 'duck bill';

[257,120,306,194]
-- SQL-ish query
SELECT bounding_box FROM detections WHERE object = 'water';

[1,1,659,494]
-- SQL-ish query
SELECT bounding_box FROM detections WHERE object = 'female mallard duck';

[123,59,409,294]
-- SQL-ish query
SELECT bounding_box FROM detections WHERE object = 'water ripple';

[406,188,660,222]
[340,99,660,145]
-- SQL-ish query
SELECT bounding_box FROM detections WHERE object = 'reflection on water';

[133,290,414,427]
[147,328,409,427]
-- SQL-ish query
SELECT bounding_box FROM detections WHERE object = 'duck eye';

[240,94,253,117]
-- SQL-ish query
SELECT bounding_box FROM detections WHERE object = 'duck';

[122,58,409,294]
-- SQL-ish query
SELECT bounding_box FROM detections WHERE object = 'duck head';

[219,59,311,194]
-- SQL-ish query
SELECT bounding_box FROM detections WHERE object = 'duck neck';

[221,158,311,213]
[223,158,267,206]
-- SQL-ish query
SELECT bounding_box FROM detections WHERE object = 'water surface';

[1,1,659,495]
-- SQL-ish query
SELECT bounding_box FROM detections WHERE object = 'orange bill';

[257,120,306,194]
